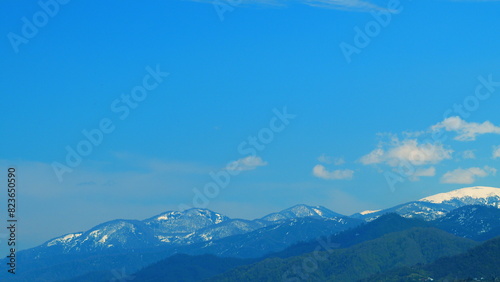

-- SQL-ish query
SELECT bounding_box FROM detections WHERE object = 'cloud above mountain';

[226,156,268,171]
[359,116,500,184]
[440,166,497,184]
[318,154,345,165]
[431,116,500,141]
[409,167,436,181]
[360,138,453,167]
[313,164,354,180]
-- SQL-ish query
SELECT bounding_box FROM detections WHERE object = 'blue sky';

[1,0,500,250]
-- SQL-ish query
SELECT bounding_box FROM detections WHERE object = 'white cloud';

[402,130,425,138]
[360,139,453,167]
[360,148,385,165]
[461,150,476,160]
[333,157,346,166]
[318,154,345,165]
[431,116,500,141]
[440,166,497,184]
[317,154,332,164]
[409,167,436,182]
[493,146,500,159]
[313,165,354,180]
[226,156,267,171]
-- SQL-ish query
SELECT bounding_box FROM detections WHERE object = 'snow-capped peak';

[143,208,230,234]
[419,186,500,204]
[260,204,344,222]
[360,209,381,215]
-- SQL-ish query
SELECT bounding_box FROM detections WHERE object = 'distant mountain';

[363,236,500,281]
[131,213,499,282]
[5,187,500,281]
[32,205,342,257]
[1,205,350,281]
[171,216,362,259]
[275,206,500,261]
[129,219,491,282]
[419,186,500,208]
[13,216,361,282]
[24,208,230,260]
[143,209,269,246]
[353,186,500,221]
[17,187,500,262]
[352,201,455,221]
[143,208,229,235]
[189,218,267,243]
[260,204,344,222]
[209,227,477,281]
[432,205,500,241]
[270,213,431,259]
[42,219,160,253]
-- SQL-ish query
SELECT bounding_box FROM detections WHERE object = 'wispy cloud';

[303,0,391,12]
[226,156,268,171]
[409,167,436,181]
[360,138,453,167]
[317,154,345,165]
[191,0,391,12]
[431,116,500,141]
[333,157,346,166]
[493,145,500,159]
[317,154,333,164]
[440,166,496,184]
[313,164,354,180]
[460,150,476,160]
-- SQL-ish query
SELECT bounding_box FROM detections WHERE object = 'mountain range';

[352,186,500,221]
[2,186,500,281]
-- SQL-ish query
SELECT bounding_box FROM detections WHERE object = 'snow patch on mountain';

[144,208,230,234]
[420,186,500,207]
[47,233,82,247]
[98,235,109,244]
[312,208,323,216]
[360,210,381,215]
[356,186,500,222]
[260,204,344,222]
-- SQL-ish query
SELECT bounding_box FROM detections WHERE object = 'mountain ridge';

[30,186,500,255]
[4,186,500,281]
[354,186,500,221]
